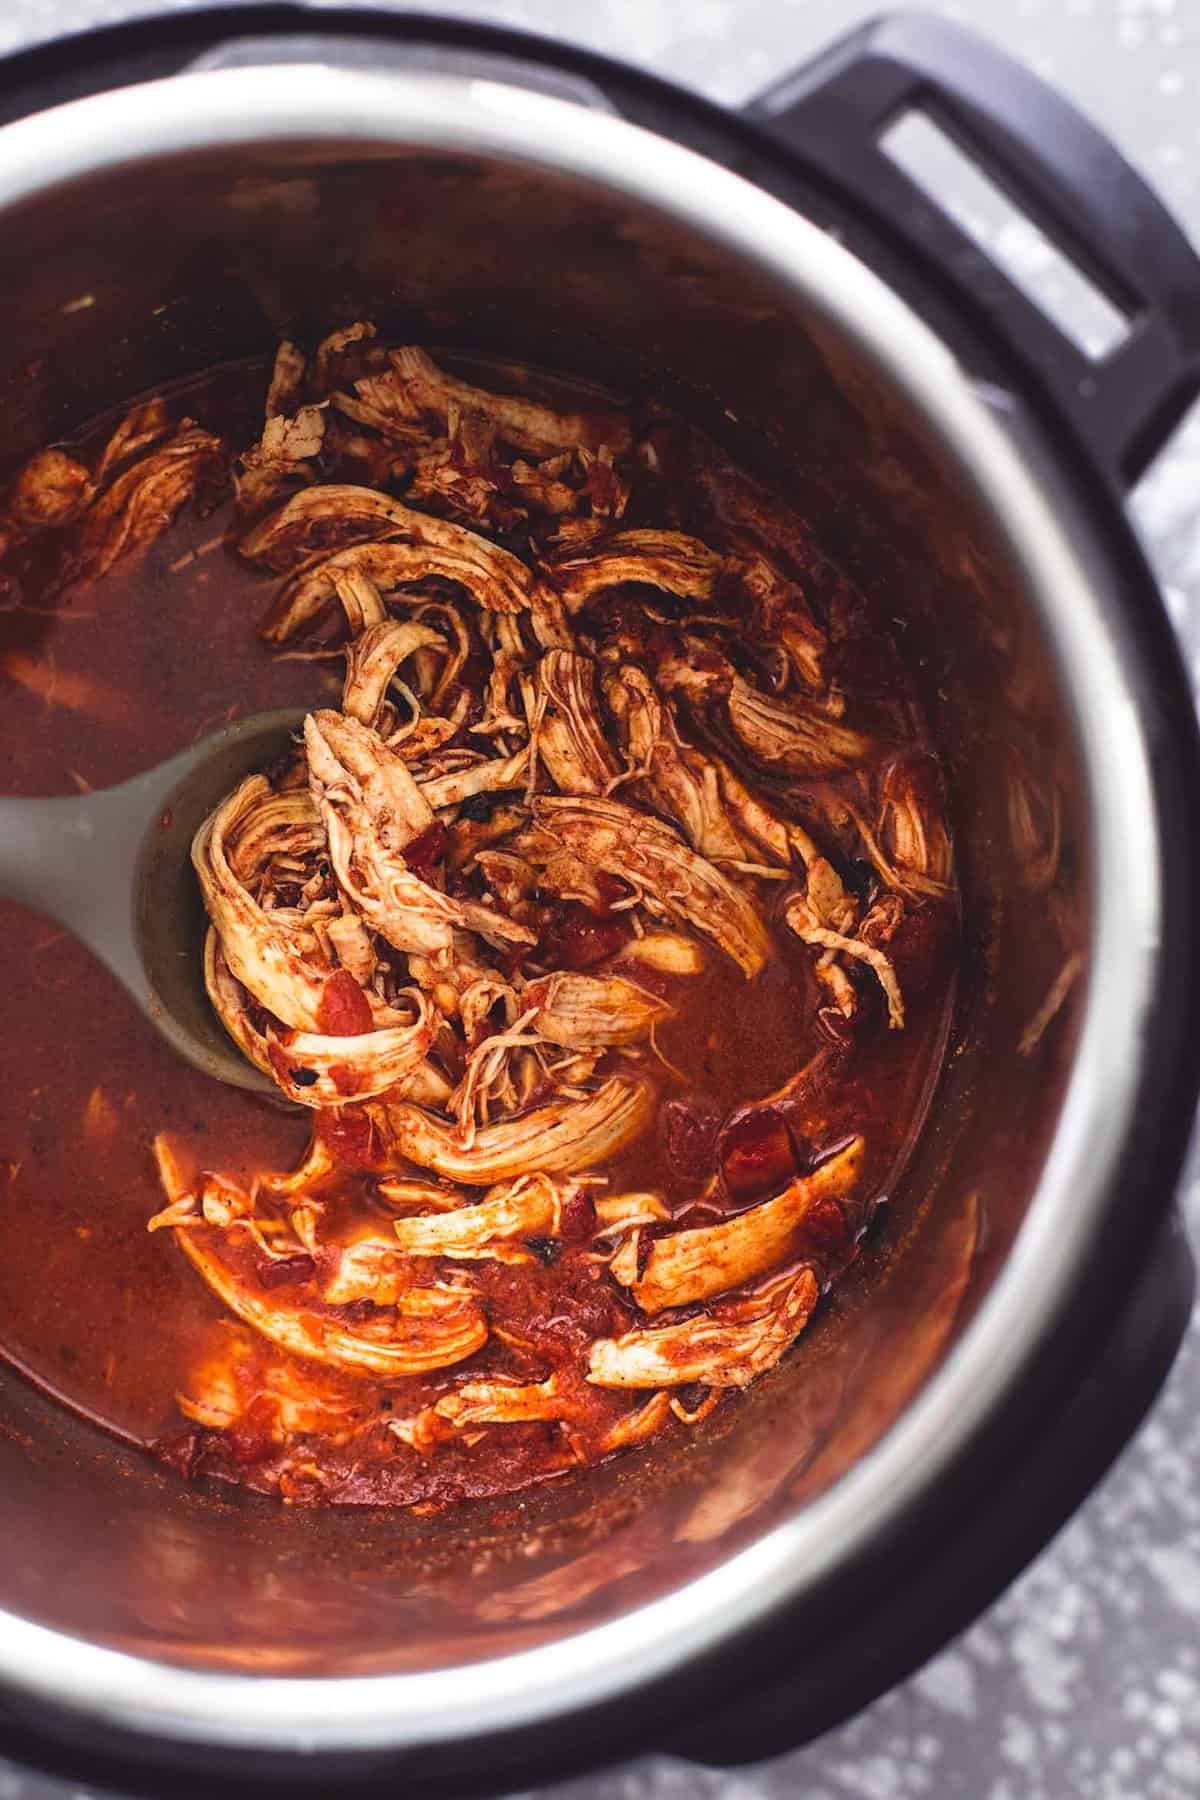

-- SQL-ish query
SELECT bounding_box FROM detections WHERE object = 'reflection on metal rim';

[0,62,1161,1752]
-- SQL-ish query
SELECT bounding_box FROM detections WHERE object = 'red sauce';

[0,357,957,1508]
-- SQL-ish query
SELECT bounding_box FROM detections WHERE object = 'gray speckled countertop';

[2,2,1200,1796]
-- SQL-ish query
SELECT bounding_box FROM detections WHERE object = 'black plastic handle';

[746,10,1200,489]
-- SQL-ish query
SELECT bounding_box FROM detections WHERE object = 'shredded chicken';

[738,550,827,691]
[623,1138,863,1312]
[265,341,308,420]
[524,972,671,1048]
[121,329,957,1504]
[614,932,707,976]
[335,344,632,457]
[203,930,274,1076]
[175,1224,487,1377]
[7,448,93,534]
[234,405,326,514]
[372,1078,651,1184]
[389,1172,573,1256]
[178,1325,373,1441]
[194,776,346,1032]
[531,650,620,795]
[305,710,532,957]
[265,991,436,1107]
[78,425,222,579]
[2,403,210,559]
[604,665,750,864]
[785,892,905,1030]
[534,795,770,977]
[341,619,448,728]
[589,1267,821,1389]
[247,483,535,609]
[548,528,721,612]
[726,676,873,775]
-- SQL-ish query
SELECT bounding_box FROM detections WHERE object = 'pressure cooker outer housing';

[0,9,1196,1789]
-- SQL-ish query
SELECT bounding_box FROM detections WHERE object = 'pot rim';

[0,59,1168,1752]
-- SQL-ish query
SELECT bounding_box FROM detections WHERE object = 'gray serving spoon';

[0,708,307,1096]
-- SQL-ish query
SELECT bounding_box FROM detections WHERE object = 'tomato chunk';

[256,1252,316,1290]
[317,1105,380,1170]
[660,1095,721,1188]
[318,969,374,1037]
[405,821,448,873]
[543,902,631,970]
[228,1397,277,1467]
[719,1105,797,1203]
[592,870,629,914]
[798,1195,854,1272]
[558,1188,596,1242]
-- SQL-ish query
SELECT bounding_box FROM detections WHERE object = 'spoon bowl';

[0,709,308,1094]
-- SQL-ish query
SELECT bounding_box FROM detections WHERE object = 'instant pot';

[0,7,1198,1792]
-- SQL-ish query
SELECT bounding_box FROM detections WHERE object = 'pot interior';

[0,105,1088,1677]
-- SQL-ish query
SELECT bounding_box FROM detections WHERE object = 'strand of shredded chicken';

[51,325,964,1502]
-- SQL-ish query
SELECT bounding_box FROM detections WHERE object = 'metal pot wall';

[0,8,1197,1792]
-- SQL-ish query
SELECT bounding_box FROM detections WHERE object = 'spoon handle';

[0,756,194,1000]
[0,709,306,1093]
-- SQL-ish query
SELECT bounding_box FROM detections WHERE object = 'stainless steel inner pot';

[0,49,1187,1774]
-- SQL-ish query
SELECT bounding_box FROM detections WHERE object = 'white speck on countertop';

[914,1652,978,1718]
[1009,1620,1082,1714]
[1141,1545,1200,1617]
[2,4,1200,1800]
[1000,1712,1038,1767]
